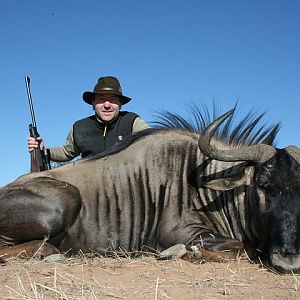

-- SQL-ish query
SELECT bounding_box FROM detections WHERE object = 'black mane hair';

[152,103,281,146]
[85,104,281,162]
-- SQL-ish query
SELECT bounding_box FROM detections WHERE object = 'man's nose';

[103,101,111,106]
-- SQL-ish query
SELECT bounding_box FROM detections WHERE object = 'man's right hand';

[27,136,45,153]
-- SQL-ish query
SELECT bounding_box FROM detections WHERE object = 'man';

[28,76,150,162]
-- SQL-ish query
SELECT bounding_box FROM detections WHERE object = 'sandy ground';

[0,254,299,300]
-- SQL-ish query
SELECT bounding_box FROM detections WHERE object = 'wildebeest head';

[255,146,300,274]
[198,110,300,274]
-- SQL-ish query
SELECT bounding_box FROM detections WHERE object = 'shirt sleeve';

[132,117,151,133]
[48,127,81,162]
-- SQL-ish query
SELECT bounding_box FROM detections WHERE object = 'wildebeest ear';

[203,166,255,191]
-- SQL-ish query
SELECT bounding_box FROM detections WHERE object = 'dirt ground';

[0,253,299,300]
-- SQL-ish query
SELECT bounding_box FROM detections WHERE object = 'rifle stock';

[29,124,49,172]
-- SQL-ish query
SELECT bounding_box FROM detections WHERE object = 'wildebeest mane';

[152,103,281,146]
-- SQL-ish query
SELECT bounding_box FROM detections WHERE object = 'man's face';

[92,94,122,122]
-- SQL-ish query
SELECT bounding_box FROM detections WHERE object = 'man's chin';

[99,113,116,122]
[102,117,113,122]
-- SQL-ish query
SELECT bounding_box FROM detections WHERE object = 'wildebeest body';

[1,110,300,274]
[1,130,239,253]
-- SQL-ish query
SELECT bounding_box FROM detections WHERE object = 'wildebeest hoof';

[0,257,5,266]
[33,252,44,260]
[43,254,67,263]
[183,246,228,263]
[158,244,187,260]
[191,246,202,259]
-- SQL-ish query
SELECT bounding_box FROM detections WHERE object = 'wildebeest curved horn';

[198,110,276,163]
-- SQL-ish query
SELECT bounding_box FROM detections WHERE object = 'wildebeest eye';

[255,172,270,188]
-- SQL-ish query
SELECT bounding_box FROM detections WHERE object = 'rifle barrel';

[24,75,37,128]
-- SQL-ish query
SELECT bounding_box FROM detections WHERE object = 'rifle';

[24,75,51,172]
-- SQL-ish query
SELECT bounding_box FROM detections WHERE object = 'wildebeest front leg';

[158,211,244,262]
[186,232,244,262]
[0,177,81,259]
[159,233,244,262]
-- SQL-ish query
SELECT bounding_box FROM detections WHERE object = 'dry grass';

[0,254,300,300]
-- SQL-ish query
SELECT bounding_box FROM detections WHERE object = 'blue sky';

[0,0,299,186]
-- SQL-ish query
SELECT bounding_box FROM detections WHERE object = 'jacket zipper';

[103,125,107,137]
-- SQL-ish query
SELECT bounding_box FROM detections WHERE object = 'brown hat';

[82,76,131,105]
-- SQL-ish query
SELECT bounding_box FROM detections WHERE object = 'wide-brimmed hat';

[82,76,131,105]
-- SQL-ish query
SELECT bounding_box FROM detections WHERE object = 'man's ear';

[203,166,255,191]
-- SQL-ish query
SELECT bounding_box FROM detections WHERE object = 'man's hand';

[27,136,45,153]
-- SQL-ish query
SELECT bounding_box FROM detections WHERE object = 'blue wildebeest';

[0,107,300,274]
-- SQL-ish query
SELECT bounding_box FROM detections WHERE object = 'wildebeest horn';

[198,110,276,163]
[286,145,300,163]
